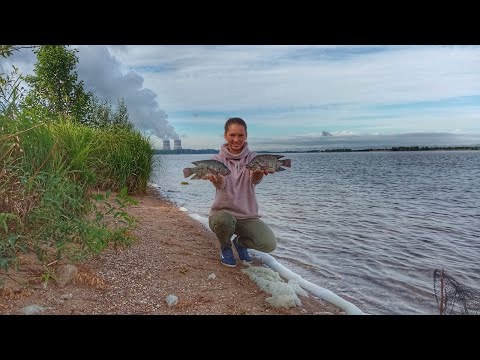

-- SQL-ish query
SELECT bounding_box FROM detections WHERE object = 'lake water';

[150,151,480,314]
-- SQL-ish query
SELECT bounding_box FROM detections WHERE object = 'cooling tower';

[173,139,182,150]
[162,139,171,150]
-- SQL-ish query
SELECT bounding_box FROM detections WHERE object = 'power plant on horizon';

[162,139,182,150]
[157,139,218,154]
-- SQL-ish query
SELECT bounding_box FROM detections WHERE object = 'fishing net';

[433,269,480,315]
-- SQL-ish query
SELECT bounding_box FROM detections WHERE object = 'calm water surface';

[151,151,480,314]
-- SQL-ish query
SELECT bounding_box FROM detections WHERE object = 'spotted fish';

[183,160,231,179]
[246,154,292,173]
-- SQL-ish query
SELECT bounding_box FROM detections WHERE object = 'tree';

[24,45,92,123]
[112,98,133,130]
[84,96,112,128]
[84,96,134,130]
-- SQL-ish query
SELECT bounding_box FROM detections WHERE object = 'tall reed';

[1,112,153,269]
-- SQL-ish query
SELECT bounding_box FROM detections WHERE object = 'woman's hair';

[224,117,247,135]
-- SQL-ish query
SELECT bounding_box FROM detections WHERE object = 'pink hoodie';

[210,142,262,219]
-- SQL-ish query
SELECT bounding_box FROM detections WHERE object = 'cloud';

[76,46,179,140]
[4,45,480,150]
[107,45,480,114]
[0,48,36,75]
[3,46,180,143]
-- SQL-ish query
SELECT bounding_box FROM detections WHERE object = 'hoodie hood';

[220,142,250,160]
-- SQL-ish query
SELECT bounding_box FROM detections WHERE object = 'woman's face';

[225,124,247,154]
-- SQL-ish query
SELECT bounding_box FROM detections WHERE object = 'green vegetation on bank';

[1,45,154,273]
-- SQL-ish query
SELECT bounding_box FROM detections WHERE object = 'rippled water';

[151,151,480,314]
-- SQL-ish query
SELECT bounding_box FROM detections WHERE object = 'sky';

[3,45,480,151]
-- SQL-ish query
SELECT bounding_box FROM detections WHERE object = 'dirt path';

[0,187,342,315]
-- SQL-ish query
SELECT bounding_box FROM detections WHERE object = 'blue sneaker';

[220,247,237,267]
[233,236,253,263]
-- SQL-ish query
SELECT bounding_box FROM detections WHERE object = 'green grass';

[0,112,154,271]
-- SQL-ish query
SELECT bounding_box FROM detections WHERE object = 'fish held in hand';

[246,154,292,173]
[183,160,231,179]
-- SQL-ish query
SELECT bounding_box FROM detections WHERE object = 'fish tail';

[280,159,291,167]
[183,167,195,178]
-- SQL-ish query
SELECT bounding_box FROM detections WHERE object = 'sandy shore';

[0,186,342,315]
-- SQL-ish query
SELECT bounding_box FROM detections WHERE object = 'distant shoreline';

[153,149,219,155]
[154,145,480,155]
[261,145,480,153]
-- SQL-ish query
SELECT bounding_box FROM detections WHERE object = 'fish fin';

[274,154,284,159]
[191,161,200,165]
[280,159,291,167]
[190,174,202,179]
[276,167,286,171]
[183,168,194,178]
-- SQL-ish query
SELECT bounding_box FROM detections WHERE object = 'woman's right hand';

[204,174,224,189]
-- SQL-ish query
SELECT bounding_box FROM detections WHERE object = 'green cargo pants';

[208,210,276,252]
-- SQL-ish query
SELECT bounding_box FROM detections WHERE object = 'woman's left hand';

[251,169,269,181]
